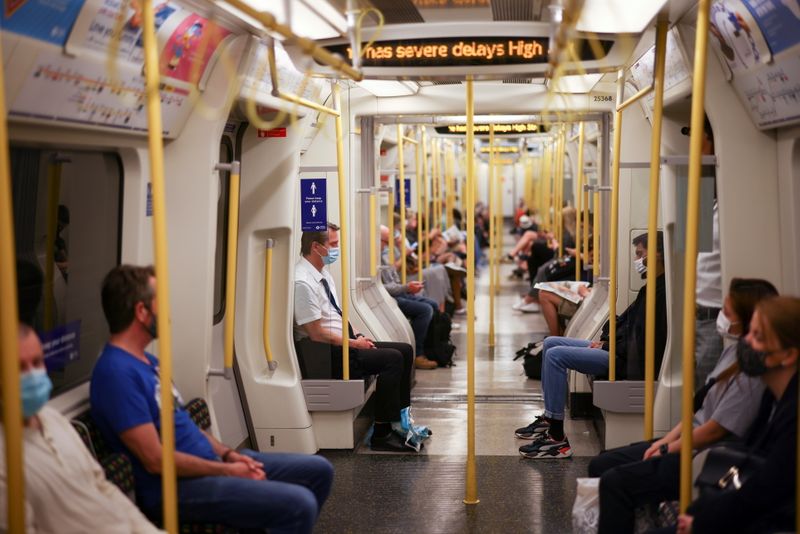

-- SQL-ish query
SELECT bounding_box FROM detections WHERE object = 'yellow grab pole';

[422,132,431,268]
[142,2,178,529]
[495,162,502,289]
[333,83,350,380]
[388,178,396,267]
[680,0,711,511]
[369,192,377,277]
[445,146,454,228]
[575,122,585,280]
[464,76,479,506]
[263,240,277,370]
[593,190,601,279]
[543,143,552,231]
[583,187,590,274]
[44,161,62,331]
[488,125,496,347]
[397,125,407,285]
[557,129,566,257]
[644,17,669,441]
[608,68,625,382]
[432,139,439,231]
[415,132,423,282]
[223,164,241,377]
[0,36,27,534]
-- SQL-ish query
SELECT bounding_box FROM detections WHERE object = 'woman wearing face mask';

[675,295,800,534]
[0,324,165,533]
[589,278,777,534]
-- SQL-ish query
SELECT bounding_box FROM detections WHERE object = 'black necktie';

[320,278,355,339]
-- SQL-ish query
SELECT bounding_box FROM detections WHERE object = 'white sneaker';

[454,306,466,315]
[512,299,527,311]
[519,301,540,313]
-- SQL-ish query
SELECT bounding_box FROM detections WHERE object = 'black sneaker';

[514,416,550,439]
[370,431,421,453]
[519,433,572,459]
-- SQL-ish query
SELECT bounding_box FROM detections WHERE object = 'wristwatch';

[659,443,669,456]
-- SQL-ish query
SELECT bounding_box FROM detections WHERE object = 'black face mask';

[145,305,158,340]
[736,338,768,377]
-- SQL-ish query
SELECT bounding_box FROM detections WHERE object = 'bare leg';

[539,291,563,336]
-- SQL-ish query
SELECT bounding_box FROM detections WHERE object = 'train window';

[213,137,234,323]
[12,147,123,395]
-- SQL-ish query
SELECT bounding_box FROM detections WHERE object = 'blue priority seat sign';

[301,178,327,231]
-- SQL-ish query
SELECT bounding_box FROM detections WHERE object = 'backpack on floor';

[424,311,456,367]
[514,341,543,379]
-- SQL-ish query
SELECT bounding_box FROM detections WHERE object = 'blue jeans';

[395,294,437,356]
[162,451,333,533]
[542,336,609,420]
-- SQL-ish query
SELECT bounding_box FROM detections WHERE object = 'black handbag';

[695,446,766,496]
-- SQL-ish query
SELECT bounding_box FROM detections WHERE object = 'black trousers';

[588,440,653,477]
[295,339,413,422]
[595,443,681,534]
[526,240,555,283]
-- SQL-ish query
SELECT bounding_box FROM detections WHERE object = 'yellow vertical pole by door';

[369,192,377,277]
[680,0,711,511]
[608,69,625,381]
[488,125,496,347]
[388,183,396,267]
[0,36,27,534]
[263,240,277,369]
[141,2,178,529]
[423,132,430,268]
[415,132,423,282]
[445,145,454,228]
[543,143,552,231]
[557,129,566,257]
[397,125,407,284]
[583,187,590,274]
[223,166,241,375]
[593,191,601,279]
[575,122,585,281]
[333,83,350,380]
[44,161,62,331]
[644,17,669,441]
[432,139,440,231]
[464,76,479,506]
[495,162,502,291]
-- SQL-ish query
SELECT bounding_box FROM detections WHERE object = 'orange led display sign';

[435,123,547,135]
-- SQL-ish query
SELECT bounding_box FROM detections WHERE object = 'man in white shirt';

[294,223,421,453]
[0,324,164,534]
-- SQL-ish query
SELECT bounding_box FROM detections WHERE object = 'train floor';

[317,235,603,533]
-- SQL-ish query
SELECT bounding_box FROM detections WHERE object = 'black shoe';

[370,431,420,452]
[514,415,550,439]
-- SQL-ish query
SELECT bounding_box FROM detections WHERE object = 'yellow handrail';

[608,68,625,382]
[403,136,419,145]
[333,82,350,380]
[388,180,396,267]
[593,190,600,279]
[575,122,585,281]
[369,192,377,277]
[583,185,590,277]
[415,131,423,282]
[220,0,363,81]
[644,17,669,442]
[488,124,496,348]
[397,125,407,285]
[222,162,241,377]
[463,76,479,506]
[494,157,502,295]
[422,131,430,268]
[557,128,566,258]
[0,35,27,534]
[680,0,711,511]
[445,145,454,228]
[263,240,278,370]
[44,160,62,331]
[616,84,654,112]
[141,1,178,530]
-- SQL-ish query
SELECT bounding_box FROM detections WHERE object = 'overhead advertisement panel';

[0,0,85,46]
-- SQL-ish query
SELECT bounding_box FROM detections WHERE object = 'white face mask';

[633,257,647,275]
[716,311,740,339]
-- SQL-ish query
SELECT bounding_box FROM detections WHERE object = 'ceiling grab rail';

[488,124,496,348]
[397,125,407,285]
[243,38,289,131]
[463,76,479,507]
[643,17,669,442]
[679,0,712,512]
[141,1,179,530]
[608,68,624,382]
[263,239,278,370]
[575,122,585,281]
[414,129,424,282]
[0,36,27,534]
[219,0,363,81]
[332,81,351,380]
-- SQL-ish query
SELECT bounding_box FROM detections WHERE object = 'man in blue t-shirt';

[91,265,333,533]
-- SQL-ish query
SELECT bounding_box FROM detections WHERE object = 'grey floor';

[317,236,602,533]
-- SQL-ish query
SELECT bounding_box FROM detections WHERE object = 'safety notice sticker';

[301,178,327,231]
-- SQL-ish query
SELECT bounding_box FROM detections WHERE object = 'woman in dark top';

[676,296,799,534]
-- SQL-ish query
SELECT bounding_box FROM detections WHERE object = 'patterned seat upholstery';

[71,399,237,534]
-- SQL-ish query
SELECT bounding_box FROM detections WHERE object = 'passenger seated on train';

[515,231,667,459]
[0,324,165,534]
[91,265,334,532]
[590,278,776,534]
[293,224,424,453]
[379,225,439,370]
[538,282,592,337]
[669,296,800,534]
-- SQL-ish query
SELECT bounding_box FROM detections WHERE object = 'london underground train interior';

[1,0,800,532]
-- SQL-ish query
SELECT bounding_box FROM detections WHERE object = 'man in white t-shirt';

[293,223,423,453]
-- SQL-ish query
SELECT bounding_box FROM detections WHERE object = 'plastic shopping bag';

[572,477,600,534]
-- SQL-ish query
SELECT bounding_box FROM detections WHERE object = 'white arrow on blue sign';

[301,178,327,231]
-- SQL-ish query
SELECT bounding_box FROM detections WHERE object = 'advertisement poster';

[741,0,800,55]
[1,0,86,46]
[158,13,232,83]
[40,320,81,372]
[709,0,771,73]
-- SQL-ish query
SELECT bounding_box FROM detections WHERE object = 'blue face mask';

[323,246,340,265]
[21,368,52,418]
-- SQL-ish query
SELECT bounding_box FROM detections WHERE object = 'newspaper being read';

[534,281,591,304]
